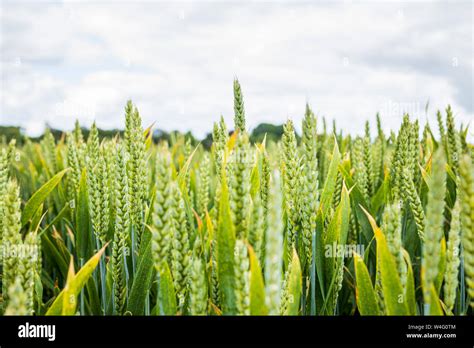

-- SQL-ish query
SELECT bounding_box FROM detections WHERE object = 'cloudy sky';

[0,0,472,139]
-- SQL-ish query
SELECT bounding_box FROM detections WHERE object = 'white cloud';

[0,1,472,140]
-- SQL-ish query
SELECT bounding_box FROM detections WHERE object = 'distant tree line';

[0,122,288,149]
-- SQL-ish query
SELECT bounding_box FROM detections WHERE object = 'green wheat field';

[0,80,473,316]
